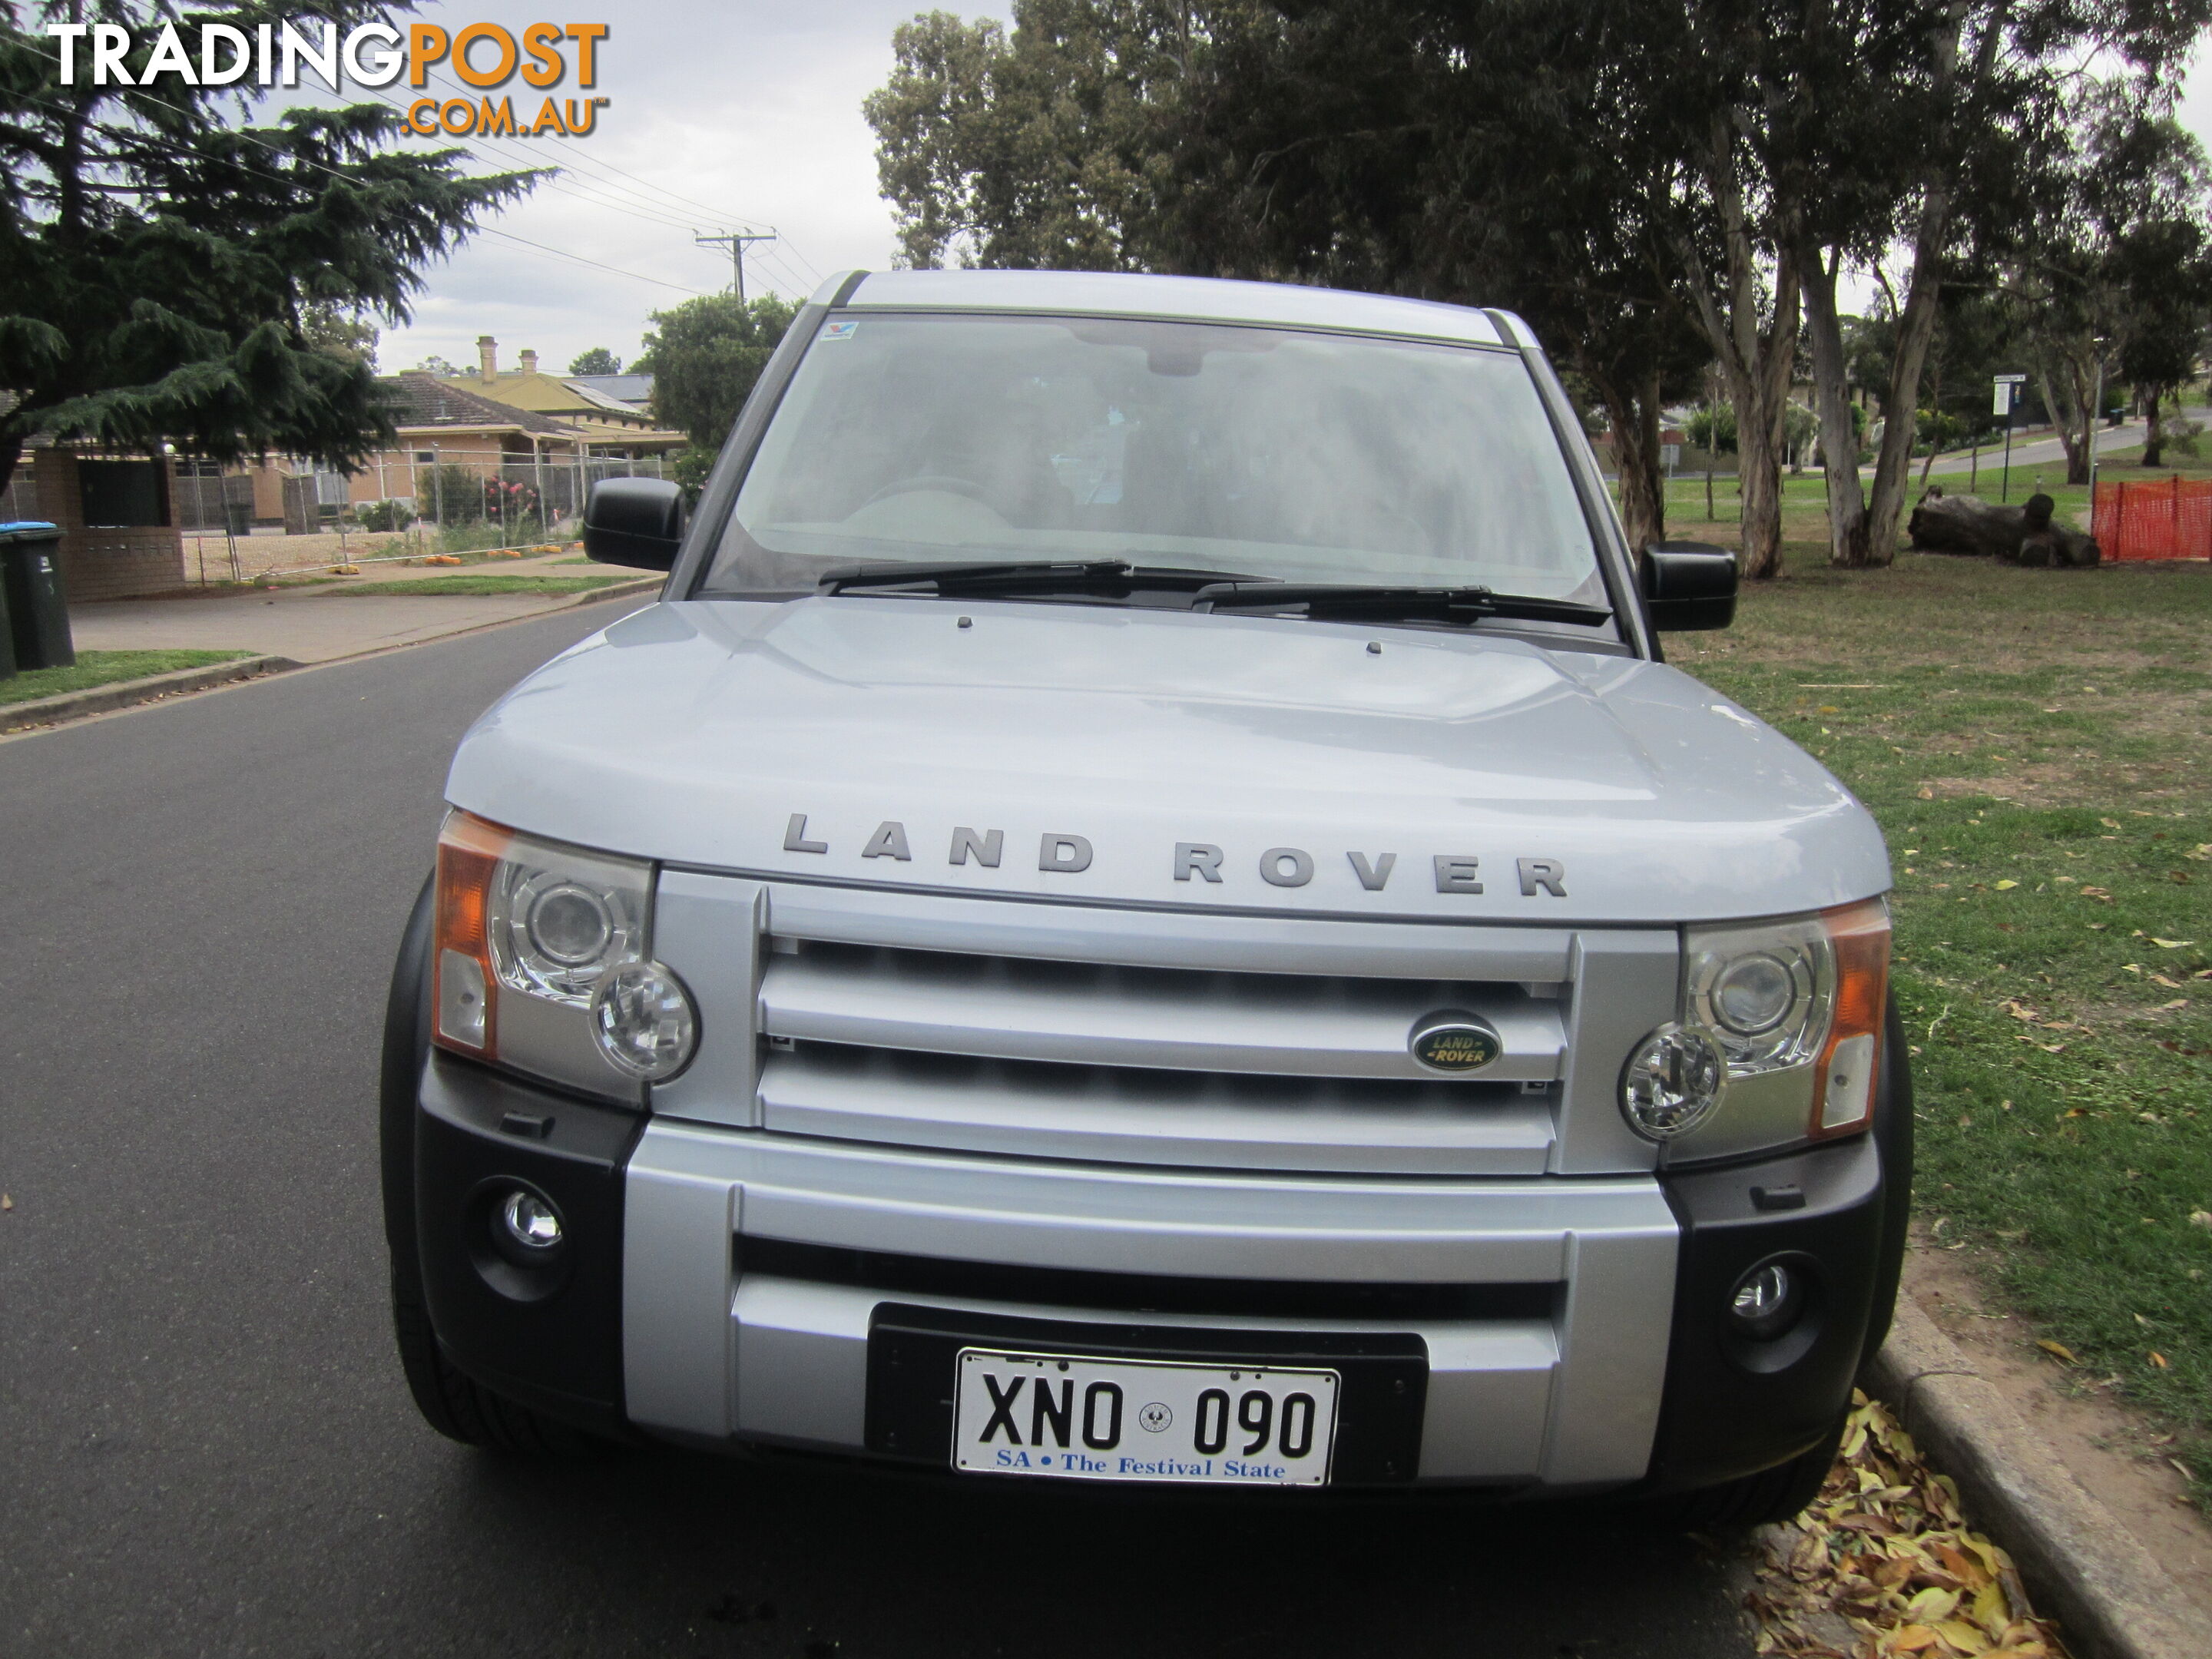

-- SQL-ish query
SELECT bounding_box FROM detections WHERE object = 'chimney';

[477,335,497,379]
[519,349,538,376]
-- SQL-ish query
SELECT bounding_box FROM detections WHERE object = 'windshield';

[702,313,1605,608]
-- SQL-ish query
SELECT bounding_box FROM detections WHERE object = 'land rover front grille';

[647,874,1677,1177]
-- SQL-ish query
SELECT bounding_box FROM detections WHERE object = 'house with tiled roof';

[230,359,686,528]
[459,337,671,439]
[565,372,655,412]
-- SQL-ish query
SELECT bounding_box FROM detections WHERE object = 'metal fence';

[4,449,670,545]
[359,449,668,530]
[171,464,257,531]
[2091,476,2212,562]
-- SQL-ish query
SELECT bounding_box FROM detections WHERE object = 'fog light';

[590,960,699,1080]
[501,1188,563,1251]
[1619,1022,1727,1139]
[1728,1260,1805,1342]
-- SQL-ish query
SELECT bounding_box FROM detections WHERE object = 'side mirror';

[1640,541,1737,631]
[583,476,684,570]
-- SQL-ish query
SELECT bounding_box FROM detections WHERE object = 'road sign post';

[2088,342,2108,505]
[1994,376,2027,503]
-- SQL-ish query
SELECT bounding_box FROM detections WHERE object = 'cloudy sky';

[361,0,948,377]
[361,3,2212,379]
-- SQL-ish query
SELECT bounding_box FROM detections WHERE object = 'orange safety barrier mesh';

[2091,475,2212,561]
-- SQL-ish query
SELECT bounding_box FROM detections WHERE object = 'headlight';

[431,810,696,1101]
[1620,899,1889,1157]
[1686,917,1831,1074]
[591,961,699,1080]
[1620,1023,1728,1139]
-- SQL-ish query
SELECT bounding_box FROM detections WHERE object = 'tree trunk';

[1680,116,1800,581]
[1860,227,1951,566]
[1859,5,1984,567]
[1800,248,1868,565]
[2139,383,2166,468]
[0,432,21,502]
[1907,488,2100,565]
[1596,369,1667,552]
[2035,354,2091,486]
[1736,396,1788,576]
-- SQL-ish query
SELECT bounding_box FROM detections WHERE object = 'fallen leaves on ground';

[1747,1392,2065,1658]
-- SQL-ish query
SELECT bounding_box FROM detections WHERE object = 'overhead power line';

[400,65,829,293]
[694,229,778,303]
[24,81,710,300]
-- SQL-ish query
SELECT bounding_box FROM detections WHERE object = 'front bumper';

[415,1052,1884,1495]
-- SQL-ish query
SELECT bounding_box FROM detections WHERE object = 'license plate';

[952,1348,1340,1485]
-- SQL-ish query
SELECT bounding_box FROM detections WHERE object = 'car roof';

[812,269,1534,350]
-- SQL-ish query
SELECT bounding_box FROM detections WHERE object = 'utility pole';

[694,229,777,304]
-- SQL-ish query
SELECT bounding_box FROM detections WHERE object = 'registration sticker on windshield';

[820,320,859,341]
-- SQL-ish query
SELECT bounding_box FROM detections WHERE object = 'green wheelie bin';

[0,521,74,671]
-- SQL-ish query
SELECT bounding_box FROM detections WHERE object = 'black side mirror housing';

[1640,541,1737,631]
[583,476,684,570]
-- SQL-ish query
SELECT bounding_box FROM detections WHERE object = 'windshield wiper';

[1195,581,1612,628]
[820,560,1273,598]
[820,558,1131,594]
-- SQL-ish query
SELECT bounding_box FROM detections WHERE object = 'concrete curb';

[320,573,665,604]
[1,654,300,730]
[567,575,664,605]
[1867,1295,2212,1659]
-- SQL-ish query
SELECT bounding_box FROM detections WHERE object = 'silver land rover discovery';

[382,270,1907,1521]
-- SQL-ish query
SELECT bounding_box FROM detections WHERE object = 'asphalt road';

[0,603,1757,1659]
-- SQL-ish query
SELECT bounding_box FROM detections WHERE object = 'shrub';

[354,498,415,532]
[416,461,487,524]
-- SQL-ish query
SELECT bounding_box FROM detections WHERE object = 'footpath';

[5,548,661,732]
[68,548,658,664]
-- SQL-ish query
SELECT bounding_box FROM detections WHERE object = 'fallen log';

[1907,488,2101,567]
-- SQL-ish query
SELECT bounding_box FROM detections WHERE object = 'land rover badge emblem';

[1409,1012,1502,1074]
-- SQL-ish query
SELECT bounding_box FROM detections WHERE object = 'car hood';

[445,598,1889,925]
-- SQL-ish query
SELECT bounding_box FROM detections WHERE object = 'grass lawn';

[325,575,636,598]
[1662,429,2212,540]
[1664,535,2212,1502]
[0,648,253,707]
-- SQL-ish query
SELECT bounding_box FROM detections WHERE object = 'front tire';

[1662,1409,1846,1528]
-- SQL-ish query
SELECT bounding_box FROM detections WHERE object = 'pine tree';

[0,2,537,495]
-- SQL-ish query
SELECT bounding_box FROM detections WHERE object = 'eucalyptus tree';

[866,0,1712,551]
[0,1,532,498]
[2012,88,2212,480]
[1777,0,2207,563]
[864,0,1194,273]
[1164,0,1714,553]
[2117,214,2212,469]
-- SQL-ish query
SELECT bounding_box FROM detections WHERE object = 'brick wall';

[22,448,191,601]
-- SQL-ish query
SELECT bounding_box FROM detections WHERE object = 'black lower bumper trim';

[414,1053,640,1435]
[1641,1131,1885,1495]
